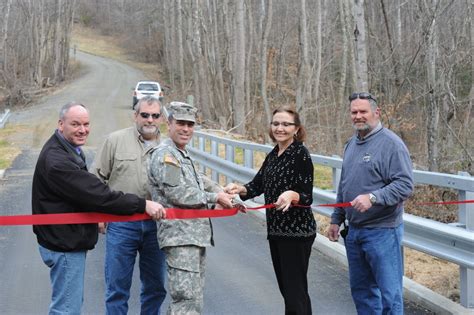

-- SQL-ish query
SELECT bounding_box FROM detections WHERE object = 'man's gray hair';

[368,98,378,111]
[349,98,378,111]
[59,102,87,120]
[135,96,161,113]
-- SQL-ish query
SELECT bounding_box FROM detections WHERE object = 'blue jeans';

[39,245,87,315]
[105,220,166,315]
[345,224,404,315]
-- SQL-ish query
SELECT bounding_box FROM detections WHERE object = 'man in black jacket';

[32,102,165,315]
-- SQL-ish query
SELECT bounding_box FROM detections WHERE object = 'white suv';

[132,81,164,109]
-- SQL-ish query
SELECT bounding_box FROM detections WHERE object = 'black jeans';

[269,236,316,315]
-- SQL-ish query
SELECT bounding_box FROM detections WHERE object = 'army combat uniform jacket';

[148,138,220,248]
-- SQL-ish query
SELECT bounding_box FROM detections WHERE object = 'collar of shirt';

[357,121,382,141]
[135,127,160,148]
[270,140,301,157]
[55,129,82,156]
[163,138,190,158]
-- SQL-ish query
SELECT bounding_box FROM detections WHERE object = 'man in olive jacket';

[32,102,165,315]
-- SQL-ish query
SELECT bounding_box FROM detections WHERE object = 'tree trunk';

[176,0,186,91]
[244,0,253,124]
[380,0,401,87]
[163,1,174,86]
[260,0,273,124]
[295,0,309,122]
[210,0,228,125]
[335,0,349,150]
[353,0,369,91]
[344,0,357,90]
[465,0,474,137]
[232,0,246,134]
[1,0,12,83]
[189,1,212,121]
[426,0,440,172]
[311,0,322,128]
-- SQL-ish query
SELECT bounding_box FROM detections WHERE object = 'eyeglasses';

[349,92,377,103]
[139,112,161,119]
[271,121,296,127]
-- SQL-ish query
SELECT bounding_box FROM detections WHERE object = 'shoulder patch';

[164,153,180,167]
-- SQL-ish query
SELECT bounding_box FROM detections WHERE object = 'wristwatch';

[369,193,377,205]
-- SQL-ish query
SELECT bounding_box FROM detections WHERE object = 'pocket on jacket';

[114,152,138,174]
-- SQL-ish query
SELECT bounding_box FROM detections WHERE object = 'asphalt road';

[0,51,433,314]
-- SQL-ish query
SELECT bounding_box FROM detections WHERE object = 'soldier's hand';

[145,200,167,220]
[216,192,234,208]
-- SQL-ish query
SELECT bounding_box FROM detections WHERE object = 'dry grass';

[0,125,29,169]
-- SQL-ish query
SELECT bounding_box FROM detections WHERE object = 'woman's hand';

[223,183,247,196]
[274,190,299,212]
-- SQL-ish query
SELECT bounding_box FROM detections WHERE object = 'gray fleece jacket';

[331,125,414,228]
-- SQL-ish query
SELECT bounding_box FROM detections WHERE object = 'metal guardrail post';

[225,144,235,184]
[458,171,474,308]
[244,149,253,170]
[198,137,206,173]
[332,154,341,193]
[211,140,219,182]
[0,109,11,129]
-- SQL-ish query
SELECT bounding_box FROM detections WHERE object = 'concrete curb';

[246,207,474,315]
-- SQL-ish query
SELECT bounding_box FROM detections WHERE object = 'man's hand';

[98,222,107,234]
[216,192,235,208]
[274,190,299,212]
[327,223,340,241]
[350,194,372,213]
[145,200,166,220]
[223,183,247,196]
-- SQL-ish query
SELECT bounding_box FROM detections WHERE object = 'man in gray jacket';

[328,92,414,315]
[148,102,234,315]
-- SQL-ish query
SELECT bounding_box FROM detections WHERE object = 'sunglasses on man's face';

[139,112,161,119]
[349,92,377,103]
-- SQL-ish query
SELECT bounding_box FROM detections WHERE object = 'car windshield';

[138,83,159,91]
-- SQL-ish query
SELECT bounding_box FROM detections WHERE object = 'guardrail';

[0,109,11,128]
[188,129,474,309]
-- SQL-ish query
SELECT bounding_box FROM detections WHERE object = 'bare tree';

[1,0,12,85]
[295,0,310,122]
[260,0,273,124]
[352,0,369,91]
[176,0,186,91]
[232,0,246,134]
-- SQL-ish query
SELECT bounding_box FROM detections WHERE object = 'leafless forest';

[1,0,473,173]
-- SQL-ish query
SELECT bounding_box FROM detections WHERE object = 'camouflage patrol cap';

[168,102,197,123]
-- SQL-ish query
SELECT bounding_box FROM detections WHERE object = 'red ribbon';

[0,200,472,226]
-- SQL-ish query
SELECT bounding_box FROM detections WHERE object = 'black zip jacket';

[32,132,146,252]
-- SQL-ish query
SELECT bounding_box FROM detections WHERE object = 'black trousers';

[269,236,316,315]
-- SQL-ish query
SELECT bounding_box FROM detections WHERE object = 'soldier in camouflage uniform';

[148,102,234,315]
